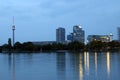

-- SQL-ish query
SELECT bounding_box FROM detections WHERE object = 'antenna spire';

[13,16,14,25]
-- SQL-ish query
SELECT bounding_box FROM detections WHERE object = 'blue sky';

[0,0,120,44]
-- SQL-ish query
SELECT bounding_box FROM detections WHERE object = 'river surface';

[0,52,120,80]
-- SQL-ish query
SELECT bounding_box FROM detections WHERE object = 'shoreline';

[1,49,120,53]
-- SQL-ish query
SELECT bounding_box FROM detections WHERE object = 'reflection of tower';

[106,52,110,77]
[8,53,16,80]
[8,54,12,71]
[12,54,16,80]
[109,33,113,42]
[56,53,66,80]
[12,17,15,47]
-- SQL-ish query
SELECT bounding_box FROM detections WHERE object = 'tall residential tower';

[56,27,65,43]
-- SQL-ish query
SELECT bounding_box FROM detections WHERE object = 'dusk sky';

[0,0,120,44]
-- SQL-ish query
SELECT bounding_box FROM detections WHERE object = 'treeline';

[0,41,84,52]
[0,40,120,52]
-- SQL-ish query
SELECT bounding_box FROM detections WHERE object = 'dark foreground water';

[0,52,120,80]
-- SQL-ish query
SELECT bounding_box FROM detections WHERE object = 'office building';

[56,27,65,43]
[117,27,120,41]
[87,35,111,42]
[67,33,73,42]
[73,25,85,43]
[32,41,56,45]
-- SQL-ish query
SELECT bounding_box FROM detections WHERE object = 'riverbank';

[1,40,120,53]
[1,48,120,54]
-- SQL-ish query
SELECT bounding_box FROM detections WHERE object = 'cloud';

[0,0,120,44]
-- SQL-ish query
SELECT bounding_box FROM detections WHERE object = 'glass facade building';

[73,25,85,43]
[56,27,65,43]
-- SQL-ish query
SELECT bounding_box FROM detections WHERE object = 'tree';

[22,42,36,51]
[107,41,120,50]
[8,38,12,51]
[68,41,85,51]
[87,40,105,51]
[14,42,22,50]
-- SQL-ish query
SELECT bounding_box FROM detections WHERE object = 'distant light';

[110,33,113,36]
[79,25,82,28]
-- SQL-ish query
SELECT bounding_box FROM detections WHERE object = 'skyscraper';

[56,27,65,43]
[117,27,120,41]
[73,25,85,43]
[67,33,73,42]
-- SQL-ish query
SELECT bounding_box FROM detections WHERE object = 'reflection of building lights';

[84,52,89,75]
[95,52,97,71]
[79,54,83,80]
[84,52,87,70]
[86,52,89,72]
[95,52,98,77]
[107,52,110,76]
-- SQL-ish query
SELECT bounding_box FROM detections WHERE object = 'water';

[0,52,120,80]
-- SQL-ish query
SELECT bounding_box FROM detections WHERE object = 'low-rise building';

[87,35,110,42]
[32,41,56,45]
[32,41,68,46]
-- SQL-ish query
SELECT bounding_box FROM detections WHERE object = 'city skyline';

[0,0,120,45]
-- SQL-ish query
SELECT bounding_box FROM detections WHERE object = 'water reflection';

[84,52,89,76]
[78,53,83,80]
[8,53,16,80]
[83,52,111,80]
[12,54,16,80]
[8,53,12,71]
[94,52,98,77]
[95,52,97,70]
[56,52,66,80]
[1,52,120,80]
[106,52,110,77]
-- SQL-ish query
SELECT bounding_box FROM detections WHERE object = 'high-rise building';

[56,27,65,43]
[117,27,120,41]
[73,25,85,43]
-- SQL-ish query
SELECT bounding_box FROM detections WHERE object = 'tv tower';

[12,17,15,47]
